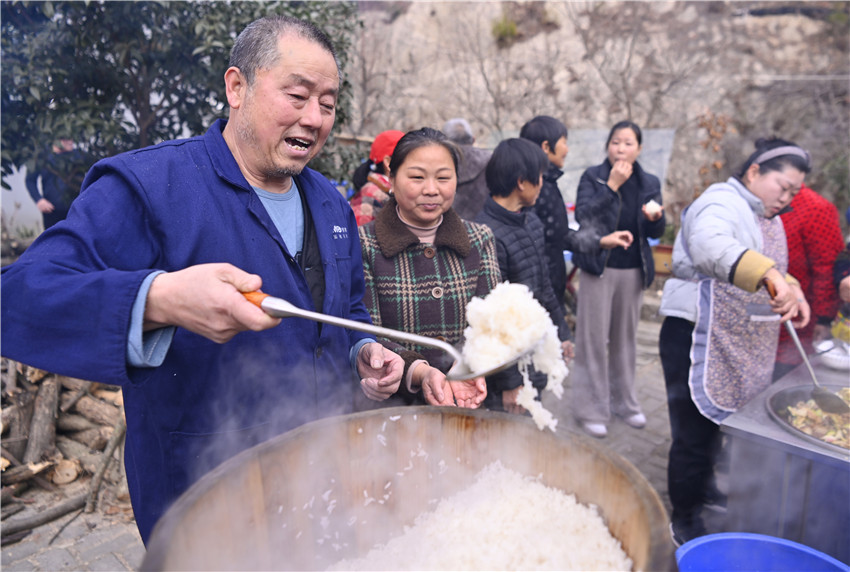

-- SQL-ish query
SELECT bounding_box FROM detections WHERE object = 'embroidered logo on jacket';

[332,225,349,240]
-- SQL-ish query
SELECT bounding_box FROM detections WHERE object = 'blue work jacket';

[1,120,372,542]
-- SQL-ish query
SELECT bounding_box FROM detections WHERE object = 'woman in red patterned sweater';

[774,184,845,379]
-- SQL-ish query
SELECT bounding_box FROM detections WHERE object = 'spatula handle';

[243,291,270,307]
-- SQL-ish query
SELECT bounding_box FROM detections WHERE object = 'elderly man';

[1,16,403,543]
[442,118,492,220]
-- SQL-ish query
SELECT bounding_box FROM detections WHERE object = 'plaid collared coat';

[359,198,500,395]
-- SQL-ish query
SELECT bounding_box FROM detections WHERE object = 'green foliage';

[491,15,518,48]
[660,221,678,246]
[1,0,361,190]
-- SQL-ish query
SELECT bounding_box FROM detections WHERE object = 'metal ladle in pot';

[244,292,538,381]
[764,280,850,415]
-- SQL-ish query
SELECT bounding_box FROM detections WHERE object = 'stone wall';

[347,1,850,230]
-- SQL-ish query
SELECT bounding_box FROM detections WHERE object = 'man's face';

[545,135,568,169]
[231,34,339,186]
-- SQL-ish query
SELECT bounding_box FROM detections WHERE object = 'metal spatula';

[243,292,538,381]
[764,280,850,415]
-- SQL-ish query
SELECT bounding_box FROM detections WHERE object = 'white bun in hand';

[645,199,662,217]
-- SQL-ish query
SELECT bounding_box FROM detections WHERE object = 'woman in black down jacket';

[571,121,666,438]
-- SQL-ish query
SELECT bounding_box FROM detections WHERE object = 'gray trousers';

[571,267,644,423]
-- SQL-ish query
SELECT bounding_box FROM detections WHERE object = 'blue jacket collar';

[204,119,254,191]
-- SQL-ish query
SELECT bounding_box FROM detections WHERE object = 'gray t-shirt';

[253,181,304,257]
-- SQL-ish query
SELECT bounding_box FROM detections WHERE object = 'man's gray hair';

[229,15,339,85]
[443,118,475,145]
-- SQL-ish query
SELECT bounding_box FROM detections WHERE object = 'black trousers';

[659,316,722,524]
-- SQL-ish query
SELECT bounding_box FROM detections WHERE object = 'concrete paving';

[2,294,692,571]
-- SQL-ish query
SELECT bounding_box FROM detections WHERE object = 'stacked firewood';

[1,358,128,544]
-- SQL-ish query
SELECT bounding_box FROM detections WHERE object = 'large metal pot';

[142,406,672,571]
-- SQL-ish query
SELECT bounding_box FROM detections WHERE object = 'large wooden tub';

[142,407,673,570]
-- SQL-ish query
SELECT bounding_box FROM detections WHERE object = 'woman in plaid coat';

[358,128,501,409]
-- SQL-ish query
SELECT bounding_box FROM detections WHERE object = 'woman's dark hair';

[388,127,461,177]
[519,115,568,153]
[485,138,549,198]
[736,137,812,178]
[351,159,386,191]
[606,120,642,148]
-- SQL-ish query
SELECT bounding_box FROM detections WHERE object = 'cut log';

[92,388,123,408]
[57,377,96,414]
[1,358,18,393]
[22,378,59,464]
[22,365,49,384]
[1,461,52,485]
[5,390,35,461]
[56,413,98,433]
[57,376,92,393]
[67,426,112,451]
[1,446,56,493]
[1,492,86,536]
[67,395,120,427]
[1,503,25,520]
[50,459,81,485]
[0,483,30,504]
[1,529,31,546]
[1,404,15,435]
[55,436,103,475]
[86,415,126,513]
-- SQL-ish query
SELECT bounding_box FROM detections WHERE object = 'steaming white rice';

[328,461,632,571]
[463,282,568,431]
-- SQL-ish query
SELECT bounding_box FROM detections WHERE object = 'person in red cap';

[349,129,404,225]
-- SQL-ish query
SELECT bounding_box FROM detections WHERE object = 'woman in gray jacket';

[659,138,812,546]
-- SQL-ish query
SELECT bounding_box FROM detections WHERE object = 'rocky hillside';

[346,1,849,229]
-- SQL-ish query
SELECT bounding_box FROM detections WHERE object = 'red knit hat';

[369,130,405,163]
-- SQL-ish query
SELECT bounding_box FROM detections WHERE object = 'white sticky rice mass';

[328,462,632,571]
[462,282,568,431]
[644,199,662,217]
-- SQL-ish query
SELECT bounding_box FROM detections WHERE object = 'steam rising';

[146,408,662,571]
[327,461,632,570]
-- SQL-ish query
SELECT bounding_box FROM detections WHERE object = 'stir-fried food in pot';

[786,387,850,449]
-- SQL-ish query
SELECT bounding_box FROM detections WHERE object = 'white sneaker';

[581,422,608,438]
[623,412,646,429]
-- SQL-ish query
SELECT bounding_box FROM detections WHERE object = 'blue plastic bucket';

[676,533,849,571]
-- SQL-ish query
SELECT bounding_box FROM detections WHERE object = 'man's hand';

[36,198,55,213]
[144,263,280,343]
[448,377,487,409]
[357,343,403,401]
